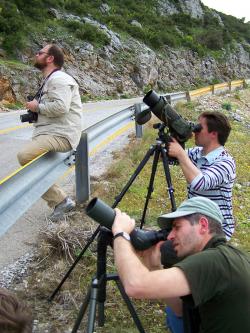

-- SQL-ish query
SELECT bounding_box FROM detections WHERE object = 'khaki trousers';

[17,135,72,208]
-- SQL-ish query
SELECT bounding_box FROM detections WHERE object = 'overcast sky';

[201,0,250,22]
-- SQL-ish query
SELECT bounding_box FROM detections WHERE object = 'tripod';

[49,123,176,332]
[71,228,146,333]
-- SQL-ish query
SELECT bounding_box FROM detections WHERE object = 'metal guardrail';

[164,91,187,104]
[161,79,246,104]
[0,151,72,235]
[213,82,229,90]
[0,106,136,236]
[187,79,246,100]
[0,78,249,235]
[230,79,244,87]
[75,106,135,203]
[189,86,213,98]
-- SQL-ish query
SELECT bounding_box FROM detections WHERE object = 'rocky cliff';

[0,0,249,106]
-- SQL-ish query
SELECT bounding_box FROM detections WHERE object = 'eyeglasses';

[36,51,49,56]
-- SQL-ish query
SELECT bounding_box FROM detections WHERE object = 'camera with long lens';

[20,95,38,123]
[136,90,202,146]
[86,197,170,251]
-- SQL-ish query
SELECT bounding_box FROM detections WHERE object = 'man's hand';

[168,137,201,183]
[168,137,186,160]
[26,99,39,112]
[112,208,135,235]
[138,241,164,270]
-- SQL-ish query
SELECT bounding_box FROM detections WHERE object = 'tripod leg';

[49,226,101,302]
[112,145,156,208]
[86,278,99,333]
[160,146,176,211]
[71,278,99,333]
[96,229,112,327]
[140,147,160,228]
[96,272,106,327]
[71,286,92,333]
[97,301,105,327]
[115,278,146,333]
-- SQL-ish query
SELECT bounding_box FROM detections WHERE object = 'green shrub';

[209,78,221,85]
[0,1,26,54]
[63,20,110,46]
[81,94,92,103]
[196,29,224,50]
[143,84,153,94]
[234,93,241,100]
[220,12,250,43]
[4,101,24,109]
[222,102,232,111]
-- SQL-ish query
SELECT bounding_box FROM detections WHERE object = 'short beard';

[34,62,46,70]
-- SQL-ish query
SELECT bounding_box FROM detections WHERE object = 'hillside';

[0,0,250,106]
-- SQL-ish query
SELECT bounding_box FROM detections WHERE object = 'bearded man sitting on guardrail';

[17,44,82,221]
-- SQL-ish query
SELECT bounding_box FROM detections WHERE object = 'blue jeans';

[166,306,184,333]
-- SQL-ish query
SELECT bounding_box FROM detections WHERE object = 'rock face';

[179,0,204,19]
[0,77,16,103]
[0,65,40,105]
[0,2,250,104]
[157,0,204,18]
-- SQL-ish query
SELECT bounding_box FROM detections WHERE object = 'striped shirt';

[187,146,236,239]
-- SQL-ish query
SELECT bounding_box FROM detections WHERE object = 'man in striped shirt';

[168,111,236,240]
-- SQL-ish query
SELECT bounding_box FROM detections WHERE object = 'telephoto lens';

[86,197,169,250]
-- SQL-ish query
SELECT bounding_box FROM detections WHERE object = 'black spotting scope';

[136,90,202,144]
[86,198,169,251]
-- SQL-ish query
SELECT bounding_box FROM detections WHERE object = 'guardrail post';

[186,91,191,102]
[165,94,171,104]
[228,81,232,92]
[134,103,143,138]
[75,132,90,203]
[211,85,215,95]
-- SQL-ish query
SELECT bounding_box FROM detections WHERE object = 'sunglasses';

[36,51,49,55]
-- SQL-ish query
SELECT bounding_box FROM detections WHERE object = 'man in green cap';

[112,197,250,333]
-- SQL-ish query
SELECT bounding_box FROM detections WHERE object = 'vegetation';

[0,0,250,57]
[61,20,110,46]
[222,102,232,111]
[13,88,250,332]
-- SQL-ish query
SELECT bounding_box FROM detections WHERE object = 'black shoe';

[49,197,76,222]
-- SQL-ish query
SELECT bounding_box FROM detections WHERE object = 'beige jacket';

[33,70,82,149]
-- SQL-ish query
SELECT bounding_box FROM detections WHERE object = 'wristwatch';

[113,232,131,241]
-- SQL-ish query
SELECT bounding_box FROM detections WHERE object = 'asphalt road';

[0,97,142,180]
[0,97,142,270]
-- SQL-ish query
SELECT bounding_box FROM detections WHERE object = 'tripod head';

[153,122,180,165]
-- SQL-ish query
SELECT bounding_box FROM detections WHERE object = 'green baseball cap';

[157,196,224,229]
